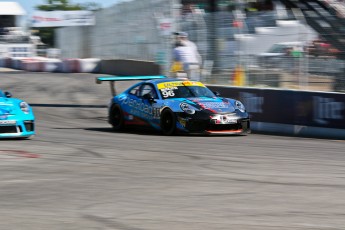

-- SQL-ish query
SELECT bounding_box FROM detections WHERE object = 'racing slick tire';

[109,104,125,131]
[160,108,176,135]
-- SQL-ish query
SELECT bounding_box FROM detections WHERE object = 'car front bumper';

[177,113,250,135]
[0,120,35,138]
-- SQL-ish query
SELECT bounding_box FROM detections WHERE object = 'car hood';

[0,97,17,115]
[181,97,236,113]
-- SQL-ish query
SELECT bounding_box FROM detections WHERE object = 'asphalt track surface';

[1,70,345,230]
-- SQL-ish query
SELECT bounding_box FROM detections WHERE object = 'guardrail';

[207,85,345,139]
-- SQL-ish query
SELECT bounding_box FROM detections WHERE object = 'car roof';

[273,41,303,46]
[146,78,195,84]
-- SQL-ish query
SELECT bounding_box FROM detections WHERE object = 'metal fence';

[205,55,344,91]
[56,0,345,92]
[177,8,345,92]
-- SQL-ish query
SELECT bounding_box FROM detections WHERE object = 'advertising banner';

[31,11,95,27]
[157,18,173,36]
[207,86,345,130]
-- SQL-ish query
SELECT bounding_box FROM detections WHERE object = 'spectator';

[174,32,202,80]
[172,40,201,81]
[176,32,202,66]
[291,45,303,58]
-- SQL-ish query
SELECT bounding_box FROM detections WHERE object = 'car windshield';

[267,44,286,53]
[157,81,216,99]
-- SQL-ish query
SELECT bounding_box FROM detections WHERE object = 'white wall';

[235,20,318,55]
[57,0,171,61]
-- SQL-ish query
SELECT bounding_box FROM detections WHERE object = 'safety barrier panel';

[62,59,81,73]
[0,57,101,73]
[0,57,12,68]
[79,58,100,73]
[207,85,345,139]
[44,58,63,72]
[1,57,159,75]
[10,57,25,70]
[21,58,45,72]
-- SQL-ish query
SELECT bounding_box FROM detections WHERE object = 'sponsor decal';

[240,92,264,113]
[178,117,187,127]
[199,102,228,109]
[0,115,8,119]
[161,87,177,98]
[119,96,160,120]
[157,81,205,89]
[157,81,206,98]
[31,10,95,27]
[211,114,238,124]
[0,120,16,125]
[0,108,11,115]
[313,96,344,125]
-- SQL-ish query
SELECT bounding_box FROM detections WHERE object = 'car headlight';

[180,102,197,114]
[20,102,30,113]
[235,101,246,113]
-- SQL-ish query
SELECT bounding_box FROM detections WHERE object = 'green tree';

[79,2,102,11]
[36,0,83,11]
[34,0,101,47]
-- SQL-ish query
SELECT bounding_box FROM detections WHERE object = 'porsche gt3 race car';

[0,90,35,139]
[96,76,250,135]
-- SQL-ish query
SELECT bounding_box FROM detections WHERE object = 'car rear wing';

[96,75,166,96]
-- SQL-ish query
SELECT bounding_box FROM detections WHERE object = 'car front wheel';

[160,109,176,135]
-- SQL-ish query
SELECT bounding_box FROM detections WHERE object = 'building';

[0,2,37,58]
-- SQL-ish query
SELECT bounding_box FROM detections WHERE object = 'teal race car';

[0,90,35,139]
[96,76,250,135]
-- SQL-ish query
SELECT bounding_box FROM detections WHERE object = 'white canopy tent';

[0,2,26,28]
[0,2,26,15]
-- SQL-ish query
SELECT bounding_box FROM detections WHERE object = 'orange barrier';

[232,65,246,86]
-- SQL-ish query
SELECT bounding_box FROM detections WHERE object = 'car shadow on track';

[85,127,165,136]
[84,127,246,137]
[0,138,32,141]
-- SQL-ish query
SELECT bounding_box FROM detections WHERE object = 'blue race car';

[0,90,35,139]
[96,76,250,135]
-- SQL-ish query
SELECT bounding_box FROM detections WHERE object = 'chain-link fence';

[56,0,345,92]
[179,8,345,92]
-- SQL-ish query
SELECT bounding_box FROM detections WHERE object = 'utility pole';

[209,0,217,12]
[208,0,218,73]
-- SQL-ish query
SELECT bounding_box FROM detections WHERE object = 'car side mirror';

[4,92,12,98]
[143,93,155,103]
[213,91,220,97]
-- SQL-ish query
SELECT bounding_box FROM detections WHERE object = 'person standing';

[172,40,201,80]
[173,32,202,80]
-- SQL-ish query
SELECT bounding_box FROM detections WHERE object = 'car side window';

[140,84,157,99]
[129,85,140,96]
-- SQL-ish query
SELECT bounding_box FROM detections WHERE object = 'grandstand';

[0,2,38,58]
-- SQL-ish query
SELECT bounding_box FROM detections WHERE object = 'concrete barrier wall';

[99,59,160,76]
[0,57,101,73]
[1,57,158,75]
[56,0,168,60]
[207,85,345,139]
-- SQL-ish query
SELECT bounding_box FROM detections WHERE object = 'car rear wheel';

[109,104,124,131]
[160,109,176,135]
